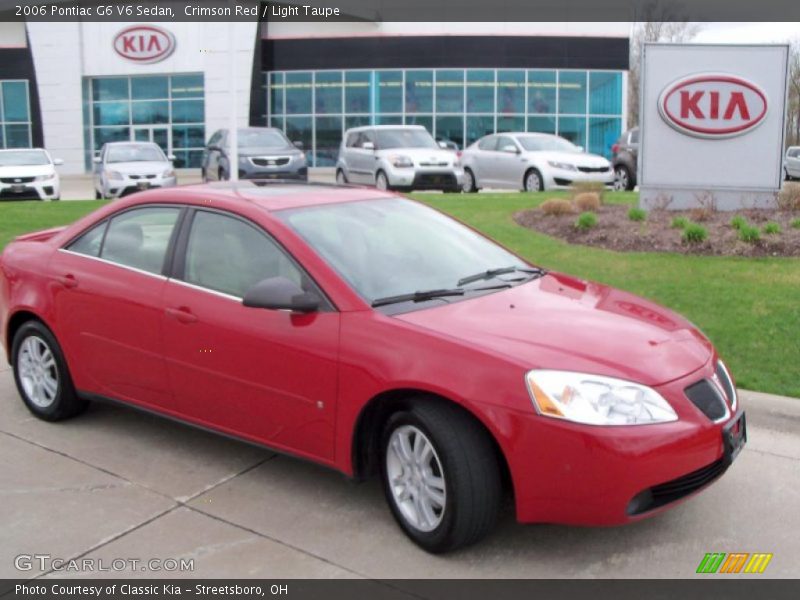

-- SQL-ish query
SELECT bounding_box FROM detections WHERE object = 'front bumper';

[0,178,60,201]
[240,166,308,182]
[507,365,742,525]
[386,166,464,190]
[545,167,614,190]
[106,176,176,198]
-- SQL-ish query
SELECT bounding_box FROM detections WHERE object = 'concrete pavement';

[0,345,799,579]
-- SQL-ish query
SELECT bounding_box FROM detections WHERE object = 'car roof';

[103,141,161,148]
[147,181,395,212]
[0,147,47,152]
[344,125,426,133]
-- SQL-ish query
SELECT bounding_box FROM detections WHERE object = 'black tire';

[523,168,544,192]
[375,170,391,191]
[11,321,87,422]
[336,169,348,185]
[380,401,501,553]
[462,168,478,193]
[615,165,634,191]
[219,168,227,181]
[95,190,101,200]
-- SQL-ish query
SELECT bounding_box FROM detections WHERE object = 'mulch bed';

[513,204,800,257]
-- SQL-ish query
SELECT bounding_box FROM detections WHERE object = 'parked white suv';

[785,146,800,181]
[336,125,464,192]
[0,148,62,201]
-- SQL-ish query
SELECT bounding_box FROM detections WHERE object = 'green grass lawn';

[1,195,799,398]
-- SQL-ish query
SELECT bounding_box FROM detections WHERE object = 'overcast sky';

[694,22,799,44]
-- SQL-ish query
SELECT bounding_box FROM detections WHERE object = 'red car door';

[50,205,182,411]
[160,209,340,462]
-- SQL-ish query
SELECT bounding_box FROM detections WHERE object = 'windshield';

[517,136,580,153]
[375,129,438,150]
[0,150,50,166]
[278,198,528,308]
[238,129,289,148]
[107,145,166,163]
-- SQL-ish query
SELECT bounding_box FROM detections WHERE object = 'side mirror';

[53,158,64,166]
[167,154,176,162]
[500,145,519,154]
[93,156,102,164]
[243,277,320,313]
[362,141,375,151]
[292,140,304,149]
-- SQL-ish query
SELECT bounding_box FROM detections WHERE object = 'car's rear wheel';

[219,168,227,181]
[462,168,477,193]
[376,171,390,191]
[615,165,633,191]
[336,169,348,185]
[380,401,501,553]
[95,190,101,200]
[11,321,87,421]
[523,168,544,192]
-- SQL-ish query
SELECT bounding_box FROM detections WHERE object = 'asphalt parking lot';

[1,343,799,580]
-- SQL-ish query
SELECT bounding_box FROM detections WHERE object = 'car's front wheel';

[615,165,633,191]
[376,171,390,191]
[11,321,87,421]
[462,168,477,193]
[523,168,544,192]
[380,401,501,553]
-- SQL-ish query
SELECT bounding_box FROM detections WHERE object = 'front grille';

[0,176,35,184]
[627,458,728,515]
[685,379,727,421]
[251,157,290,167]
[0,186,39,200]
[419,161,449,167]
[715,362,736,407]
[577,166,610,173]
[128,174,157,180]
[412,172,457,188]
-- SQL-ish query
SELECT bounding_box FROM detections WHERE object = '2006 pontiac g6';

[0,182,746,552]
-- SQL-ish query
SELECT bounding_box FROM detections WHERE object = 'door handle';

[56,274,78,289]
[165,307,198,324]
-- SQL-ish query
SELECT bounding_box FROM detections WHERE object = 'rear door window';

[99,207,181,275]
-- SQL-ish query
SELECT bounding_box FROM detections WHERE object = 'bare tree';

[627,18,702,128]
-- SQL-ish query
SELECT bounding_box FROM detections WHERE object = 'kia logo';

[658,74,768,138]
[114,25,176,64]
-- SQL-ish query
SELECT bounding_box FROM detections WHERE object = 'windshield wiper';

[371,288,465,308]
[457,266,546,287]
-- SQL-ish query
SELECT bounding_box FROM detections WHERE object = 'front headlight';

[389,155,414,168]
[106,170,123,180]
[526,370,678,426]
[547,161,577,171]
[162,168,175,178]
[33,174,54,182]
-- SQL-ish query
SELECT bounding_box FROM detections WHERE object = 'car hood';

[105,161,170,175]
[377,148,456,164]
[395,273,713,387]
[524,150,610,168]
[0,164,55,178]
[239,146,300,157]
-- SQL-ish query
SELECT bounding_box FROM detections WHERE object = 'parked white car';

[0,148,62,201]
[785,146,800,181]
[336,125,464,192]
[460,132,614,192]
[93,142,177,199]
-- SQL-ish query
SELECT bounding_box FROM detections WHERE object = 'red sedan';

[0,183,745,552]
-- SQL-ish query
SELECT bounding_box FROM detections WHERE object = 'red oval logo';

[658,74,768,138]
[113,25,176,64]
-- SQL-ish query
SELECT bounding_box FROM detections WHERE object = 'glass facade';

[0,80,32,149]
[266,68,623,166]
[84,74,205,169]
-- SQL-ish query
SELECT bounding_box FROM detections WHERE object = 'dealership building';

[0,20,630,174]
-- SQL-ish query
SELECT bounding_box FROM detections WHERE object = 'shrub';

[730,215,748,230]
[670,216,690,229]
[690,207,713,222]
[570,181,606,200]
[628,207,647,222]
[738,225,761,244]
[777,183,800,211]
[575,211,598,231]
[540,198,575,216]
[763,222,781,235]
[791,218,800,229]
[682,223,708,244]
[574,192,601,212]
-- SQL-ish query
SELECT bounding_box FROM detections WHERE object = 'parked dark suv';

[202,127,307,183]
[611,127,639,191]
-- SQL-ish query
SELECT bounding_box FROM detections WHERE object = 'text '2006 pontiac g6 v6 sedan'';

[0,182,745,553]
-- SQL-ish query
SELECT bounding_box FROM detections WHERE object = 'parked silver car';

[785,146,800,181]
[460,132,614,192]
[93,142,177,200]
[336,125,464,192]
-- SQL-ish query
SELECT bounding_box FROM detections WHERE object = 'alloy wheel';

[615,167,629,191]
[462,170,475,193]
[17,336,59,408]
[376,172,389,191]
[525,171,542,192]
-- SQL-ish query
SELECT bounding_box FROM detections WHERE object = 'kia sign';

[639,44,789,211]
[658,74,768,138]
[114,25,176,64]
